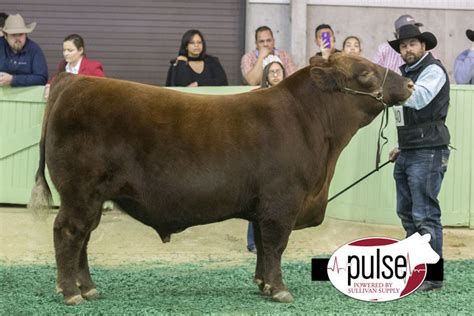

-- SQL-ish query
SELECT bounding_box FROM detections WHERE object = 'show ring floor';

[1,207,473,266]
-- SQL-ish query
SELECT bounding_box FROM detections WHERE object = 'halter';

[343,67,390,170]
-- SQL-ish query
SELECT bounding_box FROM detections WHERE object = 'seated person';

[45,34,104,98]
[0,12,8,37]
[0,14,48,87]
[260,55,286,88]
[453,29,474,84]
[56,34,105,77]
[314,24,340,60]
[342,36,362,56]
[166,29,228,87]
[241,25,296,86]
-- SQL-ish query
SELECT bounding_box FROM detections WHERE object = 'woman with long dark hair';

[166,29,228,86]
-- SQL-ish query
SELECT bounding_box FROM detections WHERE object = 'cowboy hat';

[466,29,474,42]
[388,24,437,53]
[2,14,36,34]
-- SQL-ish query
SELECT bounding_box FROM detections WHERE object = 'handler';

[388,24,450,291]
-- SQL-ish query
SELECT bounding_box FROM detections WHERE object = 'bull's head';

[309,54,413,108]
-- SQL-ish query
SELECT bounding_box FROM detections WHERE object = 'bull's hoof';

[56,284,63,294]
[272,290,294,303]
[254,278,265,292]
[65,294,85,305]
[262,284,272,296]
[82,288,99,300]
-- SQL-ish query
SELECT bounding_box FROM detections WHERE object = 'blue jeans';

[394,147,450,259]
[247,222,256,250]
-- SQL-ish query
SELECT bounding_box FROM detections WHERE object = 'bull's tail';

[28,164,53,220]
[28,75,71,219]
[28,97,54,220]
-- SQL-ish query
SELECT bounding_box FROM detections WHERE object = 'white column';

[290,0,307,68]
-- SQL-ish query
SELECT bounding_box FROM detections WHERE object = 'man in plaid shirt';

[241,25,296,85]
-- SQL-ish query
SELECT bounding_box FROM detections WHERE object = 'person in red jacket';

[57,33,104,77]
[45,34,104,98]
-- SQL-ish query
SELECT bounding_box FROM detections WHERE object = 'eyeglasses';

[269,69,282,76]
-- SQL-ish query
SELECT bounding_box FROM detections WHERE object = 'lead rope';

[343,67,390,170]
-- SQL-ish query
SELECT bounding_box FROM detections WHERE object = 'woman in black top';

[166,29,228,86]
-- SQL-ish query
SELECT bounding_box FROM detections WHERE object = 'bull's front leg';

[258,217,294,303]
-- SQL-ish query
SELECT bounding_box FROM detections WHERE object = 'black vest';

[397,53,450,149]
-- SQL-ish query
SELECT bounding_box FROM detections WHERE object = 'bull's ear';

[310,66,345,92]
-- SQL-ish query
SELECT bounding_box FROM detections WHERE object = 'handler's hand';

[389,148,400,162]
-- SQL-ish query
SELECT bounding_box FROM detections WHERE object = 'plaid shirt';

[372,42,404,75]
[240,49,297,84]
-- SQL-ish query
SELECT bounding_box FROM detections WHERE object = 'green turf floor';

[1,260,473,314]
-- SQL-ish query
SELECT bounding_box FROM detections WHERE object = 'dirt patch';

[1,207,473,266]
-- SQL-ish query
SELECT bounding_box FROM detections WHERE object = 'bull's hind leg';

[54,201,101,305]
[77,213,101,300]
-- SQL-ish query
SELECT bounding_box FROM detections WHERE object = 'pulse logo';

[327,233,440,302]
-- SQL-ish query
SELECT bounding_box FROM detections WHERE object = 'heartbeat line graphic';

[404,252,426,282]
[327,256,348,273]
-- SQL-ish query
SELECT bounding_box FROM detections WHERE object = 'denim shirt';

[453,49,474,84]
[0,37,48,86]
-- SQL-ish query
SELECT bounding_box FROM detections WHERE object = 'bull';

[29,54,412,305]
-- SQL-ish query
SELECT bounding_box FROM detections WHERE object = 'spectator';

[247,54,287,254]
[388,24,450,291]
[260,55,286,88]
[342,36,362,56]
[0,14,48,87]
[45,34,105,99]
[314,24,340,60]
[57,34,105,77]
[373,15,423,74]
[453,29,474,84]
[0,12,8,38]
[166,29,228,87]
[241,26,296,86]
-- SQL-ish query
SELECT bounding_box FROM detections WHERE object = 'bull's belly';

[112,196,254,242]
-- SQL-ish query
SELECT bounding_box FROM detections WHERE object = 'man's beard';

[11,42,24,53]
[402,53,419,65]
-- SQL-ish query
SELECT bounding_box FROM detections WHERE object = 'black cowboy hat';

[388,24,437,53]
[466,29,474,42]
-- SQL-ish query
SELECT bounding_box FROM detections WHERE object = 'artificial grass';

[1,260,473,314]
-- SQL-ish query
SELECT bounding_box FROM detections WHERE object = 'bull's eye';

[361,71,370,77]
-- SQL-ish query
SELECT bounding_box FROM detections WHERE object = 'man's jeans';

[394,147,450,259]
[247,222,256,251]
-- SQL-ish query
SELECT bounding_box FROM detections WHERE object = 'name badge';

[393,105,405,127]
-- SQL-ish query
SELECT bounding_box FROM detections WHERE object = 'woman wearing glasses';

[166,29,228,87]
[260,54,286,88]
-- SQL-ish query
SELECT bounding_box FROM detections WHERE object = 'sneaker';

[417,281,442,291]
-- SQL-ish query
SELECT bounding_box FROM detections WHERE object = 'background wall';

[246,0,474,81]
[1,0,246,85]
